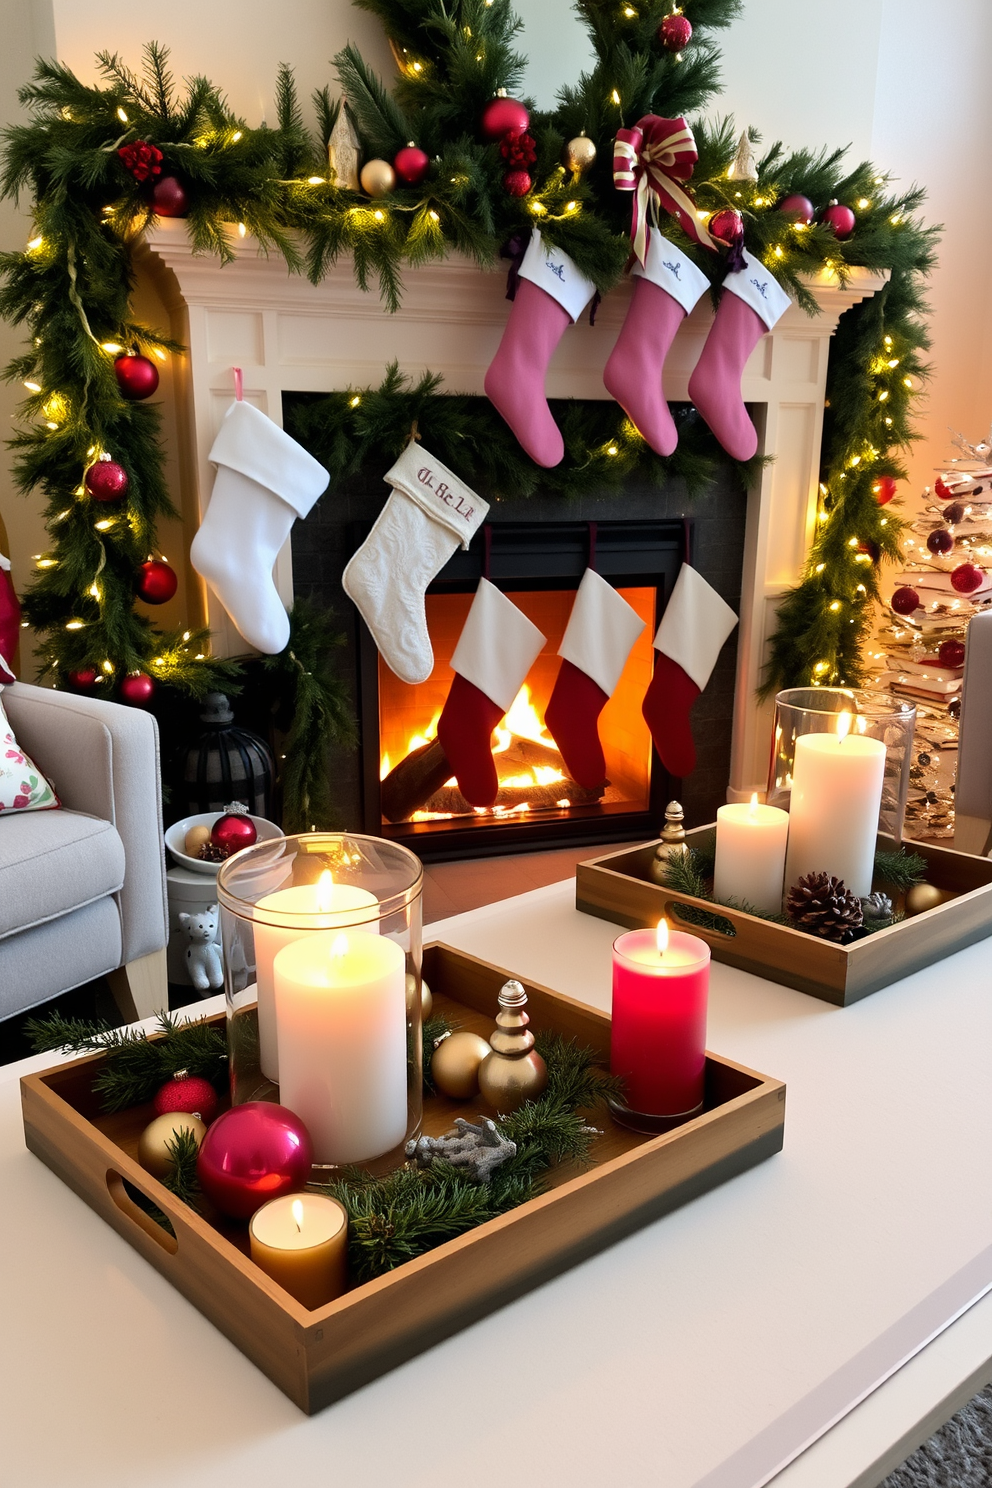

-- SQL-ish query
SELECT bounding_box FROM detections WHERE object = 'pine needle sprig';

[873,848,927,891]
[162,1127,202,1210]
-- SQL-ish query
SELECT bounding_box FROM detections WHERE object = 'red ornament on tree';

[926,528,954,556]
[67,666,99,692]
[119,673,155,707]
[154,1071,219,1125]
[503,170,532,197]
[872,475,897,505]
[211,810,258,855]
[117,140,163,183]
[150,175,188,217]
[499,130,537,169]
[114,354,159,401]
[821,202,856,238]
[196,1102,313,1219]
[779,194,815,224]
[659,12,693,50]
[891,585,920,615]
[710,207,744,245]
[84,454,129,502]
[951,562,985,594]
[393,144,430,185]
[938,638,966,669]
[480,96,529,141]
[933,477,953,501]
[136,558,178,605]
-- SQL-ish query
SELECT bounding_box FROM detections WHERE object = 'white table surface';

[3,880,992,1488]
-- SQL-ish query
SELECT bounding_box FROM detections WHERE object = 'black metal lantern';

[178,693,275,819]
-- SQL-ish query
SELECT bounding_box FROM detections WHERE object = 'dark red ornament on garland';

[944,502,965,524]
[480,96,529,141]
[114,353,159,401]
[504,169,532,197]
[710,207,744,246]
[938,638,966,669]
[951,562,985,594]
[67,666,98,692]
[153,1071,219,1125]
[926,528,954,556]
[933,477,952,501]
[500,130,537,169]
[84,454,128,502]
[821,201,856,239]
[659,12,693,50]
[872,475,897,505]
[779,194,815,224]
[119,673,155,707]
[858,541,881,564]
[150,175,189,217]
[891,585,920,615]
[117,140,163,183]
[211,810,257,855]
[393,144,430,185]
[196,1102,313,1220]
[136,558,178,605]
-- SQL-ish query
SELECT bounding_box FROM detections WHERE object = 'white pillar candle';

[713,795,790,915]
[783,716,886,898]
[253,872,378,1082]
[274,928,408,1165]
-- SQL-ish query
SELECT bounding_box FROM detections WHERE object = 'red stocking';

[437,674,505,808]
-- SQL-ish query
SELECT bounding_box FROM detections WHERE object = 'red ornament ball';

[119,673,155,707]
[84,456,128,502]
[154,1072,219,1125]
[67,666,98,692]
[926,528,954,556]
[779,194,815,224]
[659,12,693,50]
[891,585,920,616]
[136,558,178,605]
[951,562,985,594]
[480,96,529,141]
[872,475,898,505]
[114,354,159,401]
[503,169,532,197]
[933,477,953,501]
[944,502,965,525]
[710,207,744,245]
[196,1101,313,1220]
[938,638,966,669]
[393,144,430,185]
[821,202,856,238]
[211,811,258,854]
[150,175,188,217]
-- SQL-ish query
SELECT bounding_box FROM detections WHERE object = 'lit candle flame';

[656,918,669,957]
[837,711,852,742]
[292,1198,304,1233]
[330,932,349,959]
[316,869,334,913]
[749,791,759,816]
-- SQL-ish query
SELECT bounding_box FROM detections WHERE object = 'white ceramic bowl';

[164,811,284,876]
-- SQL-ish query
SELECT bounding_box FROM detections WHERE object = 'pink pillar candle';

[610,924,710,1117]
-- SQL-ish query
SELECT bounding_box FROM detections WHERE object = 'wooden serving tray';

[577,828,992,1007]
[20,942,785,1414]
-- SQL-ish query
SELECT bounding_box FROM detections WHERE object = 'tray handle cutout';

[664,899,737,939]
[106,1169,179,1255]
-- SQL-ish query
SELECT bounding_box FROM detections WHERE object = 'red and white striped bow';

[613,114,717,266]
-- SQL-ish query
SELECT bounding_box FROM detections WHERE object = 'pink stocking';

[603,278,686,457]
[485,280,571,469]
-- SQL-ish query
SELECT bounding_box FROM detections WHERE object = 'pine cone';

[860,891,894,925]
[785,871,864,943]
[197,841,230,863]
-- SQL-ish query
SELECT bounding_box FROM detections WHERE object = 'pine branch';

[162,1127,202,1209]
[873,848,927,891]
[27,1010,227,1112]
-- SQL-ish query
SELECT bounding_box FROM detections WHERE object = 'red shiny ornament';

[119,673,154,707]
[944,502,965,525]
[480,97,529,141]
[933,477,953,501]
[710,207,744,245]
[211,811,258,854]
[67,666,98,691]
[821,202,856,239]
[196,1102,313,1220]
[779,194,815,224]
[84,456,128,502]
[891,585,920,616]
[951,562,985,594]
[659,12,693,50]
[926,528,954,556]
[136,558,178,605]
[938,638,966,669]
[503,169,532,197]
[154,1072,219,1124]
[393,144,430,185]
[150,175,189,217]
[114,354,159,401]
[872,475,897,505]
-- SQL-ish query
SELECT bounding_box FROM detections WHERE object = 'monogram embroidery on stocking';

[749,277,769,298]
[663,260,681,279]
[546,259,566,282]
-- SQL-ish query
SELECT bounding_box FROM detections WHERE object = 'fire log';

[424,776,606,815]
[380,737,454,822]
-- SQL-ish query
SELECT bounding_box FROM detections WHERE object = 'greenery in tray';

[26,1009,228,1110]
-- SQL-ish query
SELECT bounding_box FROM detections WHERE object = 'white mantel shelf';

[139,220,887,798]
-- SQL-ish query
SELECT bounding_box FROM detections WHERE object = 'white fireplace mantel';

[139,220,887,800]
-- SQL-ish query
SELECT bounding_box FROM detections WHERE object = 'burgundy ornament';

[211,811,258,854]
[114,353,159,401]
[84,454,129,503]
[821,201,856,239]
[938,638,966,669]
[136,557,178,605]
[858,540,881,564]
[891,585,920,616]
[659,12,693,50]
[117,140,163,183]
[951,562,985,594]
[499,129,537,169]
[154,1071,219,1125]
[944,502,965,525]
[393,144,430,185]
[710,207,744,245]
[872,475,897,505]
[119,673,154,707]
[503,169,533,197]
[480,96,529,141]
[933,477,953,501]
[67,666,98,692]
[150,175,189,217]
[196,1102,314,1220]
[926,528,954,556]
[779,194,815,224]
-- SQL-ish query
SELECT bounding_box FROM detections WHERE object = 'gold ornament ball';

[138,1112,207,1179]
[563,133,597,173]
[905,882,943,916]
[431,1031,491,1099]
[360,159,396,198]
[184,824,211,856]
[405,971,433,1019]
[478,1046,547,1114]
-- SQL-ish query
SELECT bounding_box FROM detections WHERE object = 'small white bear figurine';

[179,904,224,992]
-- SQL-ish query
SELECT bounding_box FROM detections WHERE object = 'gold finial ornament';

[478,980,548,1114]
[563,132,597,173]
[727,129,759,183]
[649,800,687,883]
[328,104,361,191]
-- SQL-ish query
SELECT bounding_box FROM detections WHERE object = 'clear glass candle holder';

[767,687,916,842]
[216,832,423,1175]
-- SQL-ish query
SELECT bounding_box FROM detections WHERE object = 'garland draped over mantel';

[0,0,938,827]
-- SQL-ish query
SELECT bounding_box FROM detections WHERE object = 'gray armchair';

[0,681,169,1023]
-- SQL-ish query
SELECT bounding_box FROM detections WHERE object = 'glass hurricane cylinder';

[216,832,423,1175]
[766,687,916,842]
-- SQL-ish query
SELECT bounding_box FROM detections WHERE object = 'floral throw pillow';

[0,693,59,813]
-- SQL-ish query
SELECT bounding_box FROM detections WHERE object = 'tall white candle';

[713,795,790,915]
[254,871,378,1081]
[274,928,408,1165]
[783,715,886,898]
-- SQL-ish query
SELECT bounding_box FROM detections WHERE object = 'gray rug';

[881,1383,992,1486]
